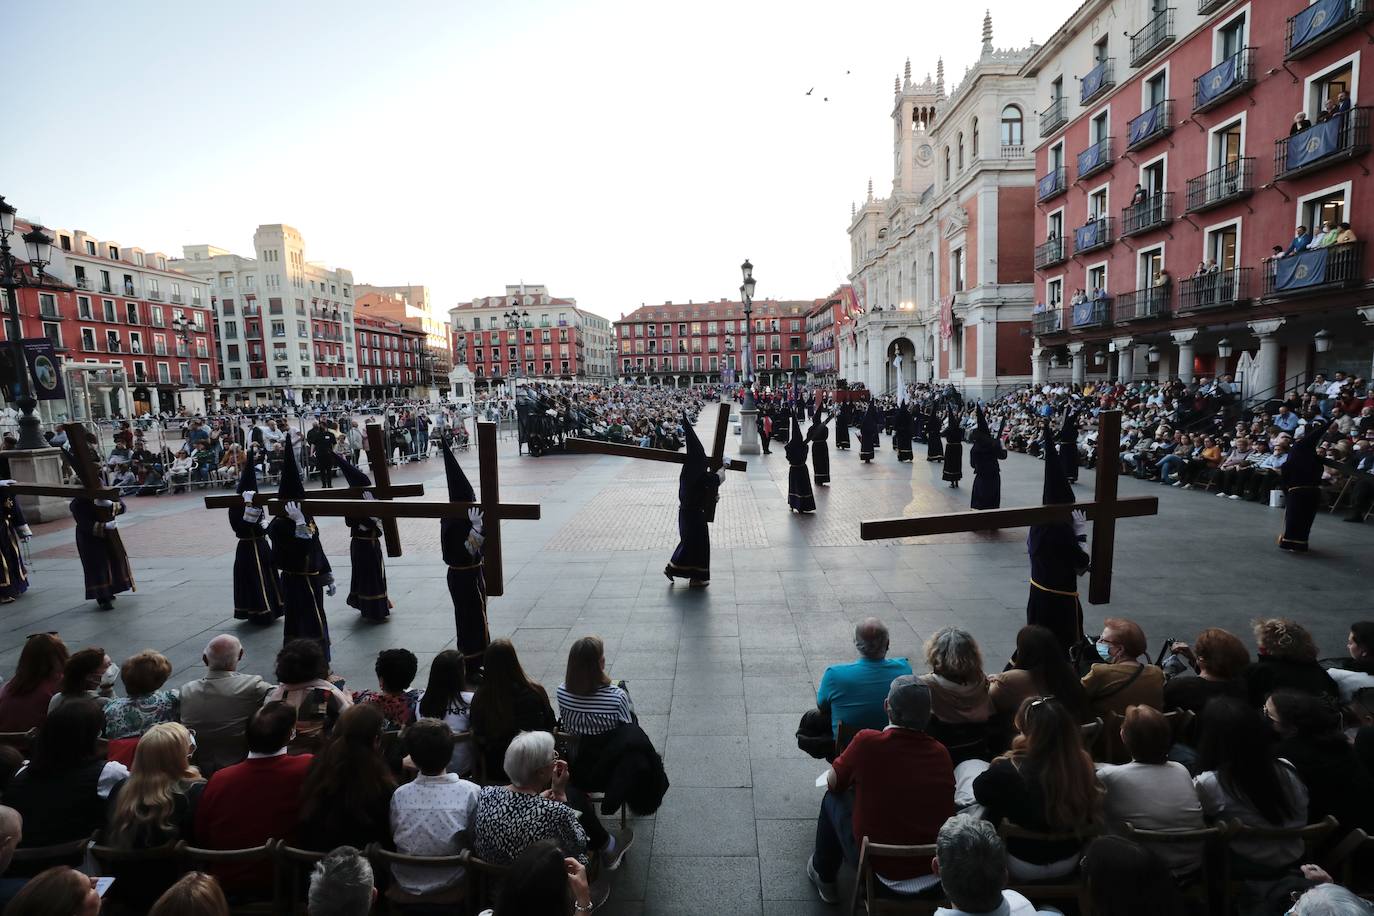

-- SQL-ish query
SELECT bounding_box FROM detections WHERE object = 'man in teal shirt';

[816,618,913,740]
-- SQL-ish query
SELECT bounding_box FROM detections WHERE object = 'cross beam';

[563,403,748,473]
[363,423,403,557]
[10,423,119,500]
[858,411,1157,605]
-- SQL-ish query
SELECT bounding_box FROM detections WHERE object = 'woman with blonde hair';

[105,721,205,909]
[148,872,230,916]
[1244,618,1338,705]
[918,627,994,763]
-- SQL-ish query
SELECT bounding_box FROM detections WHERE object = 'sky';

[3,0,1079,320]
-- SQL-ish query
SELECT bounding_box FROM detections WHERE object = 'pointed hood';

[279,435,306,501]
[236,449,258,494]
[440,438,476,502]
[682,412,707,470]
[975,404,990,438]
[1058,409,1078,443]
[331,451,372,489]
[789,406,805,446]
[944,405,960,435]
[1041,422,1075,505]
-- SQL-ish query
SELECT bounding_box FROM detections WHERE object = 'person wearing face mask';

[1081,619,1164,763]
[48,648,116,713]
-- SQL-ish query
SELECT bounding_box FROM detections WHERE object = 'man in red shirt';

[194,702,312,896]
[807,676,955,904]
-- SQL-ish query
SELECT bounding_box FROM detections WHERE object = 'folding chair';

[177,839,283,915]
[1123,820,1232,914]
[365,844,471,913]
[849,836,942,915]
[996,821,1100,913]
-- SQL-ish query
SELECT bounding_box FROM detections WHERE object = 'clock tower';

[892,57,943,199]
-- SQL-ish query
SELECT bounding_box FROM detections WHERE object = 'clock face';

[916,143,934,165]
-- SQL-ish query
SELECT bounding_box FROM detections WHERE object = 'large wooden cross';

[859,411,1158,605]
[6,422,118,500]
[563,402,749,476]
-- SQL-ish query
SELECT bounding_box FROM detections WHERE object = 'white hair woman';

[472,731,589,866]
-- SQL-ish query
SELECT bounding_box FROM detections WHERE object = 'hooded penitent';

[969,404,1007,512]
[236,450,259,494]
[786,406,815,512]
[1025,421,1089,656]
[331,452,372,489]
[279,435,307,503]
[269,427,331,655]
[1042,422,1076,505]
[1057,409,1080,482]
[231,445,283,622]
[941,403,964,482]
[1278,418,1328,553]
[440,437,478,560]
[439,435,489,675]
[974,405,992,444]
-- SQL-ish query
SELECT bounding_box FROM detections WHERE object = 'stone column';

[867,327,887,393]
[1067,342,1086,385]
[1113,337,1134,382]
[1171,329,1198,384]
[1032,346,1048,385]
[1133,343,1151,382]
[1359,308,1374,381]
[1247,319,1286,402]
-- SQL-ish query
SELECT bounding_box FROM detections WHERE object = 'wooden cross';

[5,422,118,500]
[563,402,749,474]
[858,411,1158,605]
[237,421,538,597]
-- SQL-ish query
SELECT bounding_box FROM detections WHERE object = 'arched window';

[1001,105,1024,147]
[943,146,951,181]
[926,251,936,300]
[971,118,979,161]
[957,133,964,171]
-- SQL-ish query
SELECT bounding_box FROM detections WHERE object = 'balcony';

[1263,242,1365,297]
[1073,217,1114,255]
[1001,144,1026,159]
[1286,0,1372,59]
[39,303,60,319]
[1035,237,1067,269]
[1193,48,1255,113]
[100,282,113,293]
[1077,137,1113,180]
[1127,100,1173,151]
[1039,97,1067,135]
[75,277,90,290]
[151,314,166,327]
[123,286,137,298]
[1185,158,1254,212]
[106,341,122,353]
[1131,8,1176,67]
[1198,0,1233,12]
[1121,192,1174,236]
[148,290,163,301]
[1080,59,1114,106]
[1070,296,1113,329]
[171,294,183,304]
[1274,108,1370,180]
[1179,267,1253,311]
[1033,308,1067,336]
[1114,284,1172,322]
[1037,167,1067,201]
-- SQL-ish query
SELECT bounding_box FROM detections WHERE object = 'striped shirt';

[555,684,632,736]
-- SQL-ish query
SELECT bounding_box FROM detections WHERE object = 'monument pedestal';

[3,447,69,522]
[738,409,761,455]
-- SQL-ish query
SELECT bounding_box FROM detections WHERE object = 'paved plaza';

[10,407,1374,915]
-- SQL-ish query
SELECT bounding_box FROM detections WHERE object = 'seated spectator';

[1080,835,1187,916]
[470,639,557,782]
[263,638,352,753]
[298,704,396,851]
[1193,698,1309,872]
[167,450,194,493]
[148,872,230,916]
[2,866,102,916]
[47,647,114,713]
[193,702,313,896]
[973,697,1103,880]
[479,840,593,916]
[556,636,633,737]
[474,730,589,866]
[1327,621,1374,703]
[918,627,994,764]
[1289,882,1374,916]
[815,618,914,740]
[389,718,481,896]
[807,677,953,905]
[1266,689,1374,832]
[103,649,180,739]
[1244,618,1338,706]
[1096,706,1205,873]
[990,624,1092,734]
[5,700,128,850]
[179,635,274,775]
[1162,627,1249,723]
[0,633,68,733]
[352,647,420,731]
[1082,619,1164,761]
[104,722,206,909]
[929,814,1055,916]
[417,649,476,776]
[306,846,376,916]
[0,806,25,910]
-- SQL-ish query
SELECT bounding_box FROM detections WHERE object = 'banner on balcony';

[1128,106,1159,146]
[855,278,867,313]
[940,295,954,341]
[1196,54,1239,108]
[1077,142,1104,176]
[1285,117,1343,172]
[1290,0,1349,52]
[1273,248,1330,292]
[1074,222,1106,251]
[1081,61,1107,102]
[22,338,66,401]
[1071,299,1100,327]
[1037,170,1061,199]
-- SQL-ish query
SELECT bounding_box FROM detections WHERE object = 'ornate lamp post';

[0,196,54,449]
[737,259,762,455]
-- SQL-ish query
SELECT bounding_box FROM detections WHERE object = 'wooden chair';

[849,836,942,915]
[464,851,512,911]
[88,841,184,916]
[0,729,36,753]
[1323,827,1373,899]
[1079,717,1103,754]
[1162,708,1195,747]
[9,832,95,876]
[996,821,1100,913]
[552,729,629,831]
[836,721,862,757]
[177,839,283,915]
[1123,821,1232,914]
[275,845,329,916]
[1225,816,1340,904]
[365,844,471,913]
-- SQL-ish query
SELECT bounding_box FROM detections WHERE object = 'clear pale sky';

[3,0,1077,319]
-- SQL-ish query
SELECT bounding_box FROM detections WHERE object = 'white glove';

[17,524,32,539]
[104,518,119,531]
[468,507,484,534]
[242,506,264,524]
[95,498,114,508]
[1071,509,1088,541]
[326,581,337,597]
[241,490,257,505]
[0,479,16,487]
[285,501,307,526]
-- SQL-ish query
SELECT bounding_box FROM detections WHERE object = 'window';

[1208,223,1239,270]
[943,146,951,181]
[126,302,139,324]
[1089,187,1109,220]
[1138,247,1164,288]
[1143,158,1166,196]
[102,299,117,322]
[39,293,58,318]
[109,245,120,260]
[951,321,964,370]
[223,320,238,339]
[42,322,61,348]
[1146,71,1167,108]
[130,332,143,354]
[1303,189,1347,232]
[1310,62,1353,116]
[86,240,97,256]
[1048,210,1064,240]
[971,118,980,158]
[1094,37,1108,63]
[157,363,171,383]
[1091,110,1109,144]
[952,247,966,292]
[1001,106,1023,146]
[957,132,965,171]
[1051,76,1063,103]
[1219,12,1247,60]
[1050,141,1064,171]
[1213,120,1243,168]
[1088,264,1108,295]
[81,328,96,351]
[227,344,240,361]
[1046,278,1063,307]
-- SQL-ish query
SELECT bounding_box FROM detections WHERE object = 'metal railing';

[1193,48,1254,113]
[1033,309,1066,336]
[1080,59,1115,106]
[1035,238,1067,269]
[1185,158,1254,212]
[1131,8,1176,67]
[1114,284,1172,322]
[1121,192,1174,236]
[1073,217,1115,255]
[1274,107,1371,180]
[1077,136,1114,180]
[1037,167,1067,201]
[1198,0,1233,13]
[1070,297,1113,329]
[1040,97,1067,135]
[1262,242,1365,297]
[1179,267,1252,311]
[1286,0,1371,59]
[171,294,183,303]
[148,290,163,301]
[1127,100,1174,150]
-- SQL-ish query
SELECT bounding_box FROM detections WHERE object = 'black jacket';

[570,722,669,817]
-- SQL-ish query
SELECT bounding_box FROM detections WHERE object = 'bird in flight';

[806,87,814,95]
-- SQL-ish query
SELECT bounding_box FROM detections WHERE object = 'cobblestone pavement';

[11,408,1374,915]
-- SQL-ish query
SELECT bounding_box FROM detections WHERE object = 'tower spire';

[904,58,911,85]
[894,74,900,94]
[867,178,873,201]
[982,9,994,54]
[936,58,945,98]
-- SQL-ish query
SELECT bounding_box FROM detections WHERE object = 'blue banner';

[1290,0,1350,52]
[1078,141,1104,176]
[1274,248,1330,291]
[22,338,66,401]
[1072,298,1105,327]
[1196,54,1239,108]
[1285,117,1343,171]
[1129,105,1160,146]
[1081,60,1109,102]
[1038,170,1063,198]
[1075,222,1107,252]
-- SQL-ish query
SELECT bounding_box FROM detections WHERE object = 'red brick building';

[449,285,615,384]
[354,312,426,397]
[807,287,850,383]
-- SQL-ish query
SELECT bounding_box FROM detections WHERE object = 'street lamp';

[503,309,528,395]
[0,195,54,448]
[740,259,756,410]
[1217,338,1233,359]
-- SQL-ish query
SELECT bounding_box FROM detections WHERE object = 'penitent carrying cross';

[7,423,119,501]
[859,410,1158,604]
